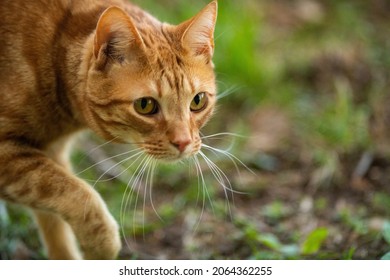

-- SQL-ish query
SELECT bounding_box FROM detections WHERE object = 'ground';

[1,0,390,260]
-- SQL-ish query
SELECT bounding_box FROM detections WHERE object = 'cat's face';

[84,2,217,161]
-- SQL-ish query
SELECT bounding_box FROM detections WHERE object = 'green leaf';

[279,244,300,257]
[301,227,328,255]
[381,252,390,260]
[342,247,356,260]
[257,233,282,250]
[382,221,390,245]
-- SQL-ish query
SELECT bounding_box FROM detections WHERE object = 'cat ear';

[94,6,144,68]
[179,1,217,60]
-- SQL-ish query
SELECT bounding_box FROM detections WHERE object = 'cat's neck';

[61,35,95,127]
[51,10,105,130]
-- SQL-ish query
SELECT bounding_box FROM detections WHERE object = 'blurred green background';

[1,0,390,259]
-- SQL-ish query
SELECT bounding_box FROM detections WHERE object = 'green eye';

[190,92,208,112]
[134,97,158,115]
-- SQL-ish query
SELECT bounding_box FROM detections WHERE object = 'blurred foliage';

[382,221,390,259]
[301,227,328,255]
[2,0,390,259]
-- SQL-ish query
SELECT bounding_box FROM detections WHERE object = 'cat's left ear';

[94,6,145,69]
[179,1,217,61]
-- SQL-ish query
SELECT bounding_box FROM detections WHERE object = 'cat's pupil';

[141,98,148,109]
[194,95,200,105]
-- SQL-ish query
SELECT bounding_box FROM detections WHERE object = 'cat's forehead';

[145,48,209,97]
[148,74,200,99]
[138,22,178,58]
[132,24,216,98]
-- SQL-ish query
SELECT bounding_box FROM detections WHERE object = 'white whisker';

[86,137,118,152]
[114,128,251,246]
[140,157,154,239]
[91,151,144,187]
[199,150,236,195]
[217,85,243,100]
[120,154,149,248]
[83,150,143,223]
[148,160,162,222]
[76,137,119,165]
[195,153,215,213]
[202,143,255,177]
[201,132,246,140]
[198,151,234,219]
[76,147,142,176]
[192,155,208,232]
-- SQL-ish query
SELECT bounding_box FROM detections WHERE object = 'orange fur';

[0,0,217,259]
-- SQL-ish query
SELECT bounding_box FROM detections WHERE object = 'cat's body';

[0,0,217,259]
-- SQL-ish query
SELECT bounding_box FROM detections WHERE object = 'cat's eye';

[134,97,158,115]
[190,92,208,112]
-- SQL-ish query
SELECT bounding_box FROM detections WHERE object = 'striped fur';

[0,0,217,259]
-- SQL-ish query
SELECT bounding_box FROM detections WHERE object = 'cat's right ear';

[178,1,217,62]
[94,6,145,69]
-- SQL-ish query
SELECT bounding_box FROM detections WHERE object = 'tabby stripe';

[174,72,181,96]
[90,110,129,128]
[175,55,183,66]
[196,105,215,128]
[89,110,118,139]
[2,134,41,149]
[156,79,163,97]
[157,58,164,71]
[189,79,196,94]
[91,109,154,134]
[1,155,46,190]
[164,74,174,91]
[88,98,132,107]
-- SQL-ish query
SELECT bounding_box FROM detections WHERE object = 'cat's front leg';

[0,141,121,260]
[33,209,83,259]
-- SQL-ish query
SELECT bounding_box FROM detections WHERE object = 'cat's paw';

[70,194,121,260]
[80,213,121,260]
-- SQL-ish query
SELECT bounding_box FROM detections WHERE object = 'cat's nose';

[170,138,191,153]
[167,123,192,153]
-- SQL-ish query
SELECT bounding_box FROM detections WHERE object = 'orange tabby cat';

[0,0,217,259]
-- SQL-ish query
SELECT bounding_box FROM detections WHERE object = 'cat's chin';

[151,151,198,164]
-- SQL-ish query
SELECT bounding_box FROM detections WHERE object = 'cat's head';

[84,1,218,162]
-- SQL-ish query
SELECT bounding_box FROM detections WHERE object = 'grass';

[1,0,390,259]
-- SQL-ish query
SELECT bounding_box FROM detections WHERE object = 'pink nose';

[170,139,191,153]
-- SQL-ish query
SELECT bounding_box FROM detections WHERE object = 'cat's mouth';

[138,138,202,162]
[144,149,199,163]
